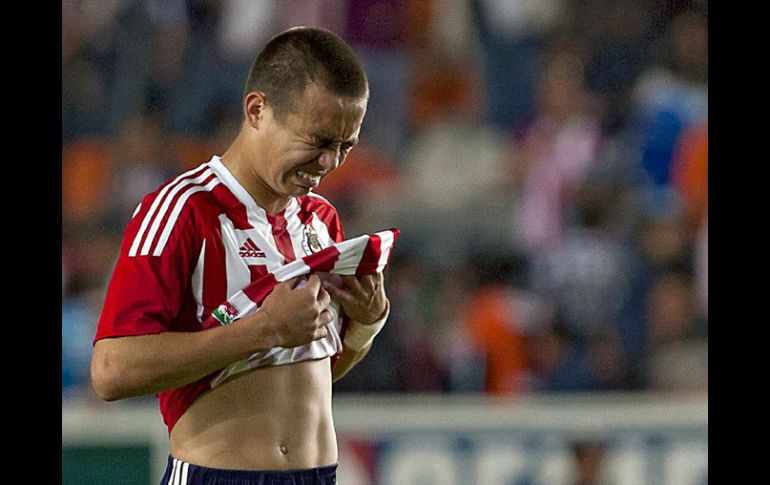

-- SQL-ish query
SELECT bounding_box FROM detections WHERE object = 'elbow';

[90,344,127,401]
[90,359,121,401]
[91,383,120,402]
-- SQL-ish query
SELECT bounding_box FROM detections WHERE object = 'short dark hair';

[244,27,369,121]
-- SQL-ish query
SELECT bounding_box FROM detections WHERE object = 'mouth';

[295,169,323,188]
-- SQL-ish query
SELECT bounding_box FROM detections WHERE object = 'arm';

[324,274,389,382]
[332,341,372,383]
[92,276,334,401]
[332,344,372,382]
[92,312,272,400]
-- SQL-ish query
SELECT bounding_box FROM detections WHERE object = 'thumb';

[278,277,302,290]
[305,274,322,296]
[323,281,354,306]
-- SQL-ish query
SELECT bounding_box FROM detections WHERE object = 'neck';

[220,130,291,214]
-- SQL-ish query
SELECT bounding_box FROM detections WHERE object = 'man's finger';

[318,308,334,326]
[317,287,331,308]
[277,277,301,291]
[305,274,322,296]
[324,282,355,305]
[341,275,366,297]
[359,273,382,293]
[313,325,329,341]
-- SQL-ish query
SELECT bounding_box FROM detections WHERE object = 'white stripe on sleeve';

[142,169,213,255]
[129,165,205,257]
[131,202,142,219]
[152,178,220,256]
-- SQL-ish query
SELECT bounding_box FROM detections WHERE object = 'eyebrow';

[310,134,358,147]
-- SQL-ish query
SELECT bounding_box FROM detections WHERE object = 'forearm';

[331,302,389,382]
[91,313,275,400]
[332,341,372,383]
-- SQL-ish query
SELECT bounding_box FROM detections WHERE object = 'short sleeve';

[94,193,203,344]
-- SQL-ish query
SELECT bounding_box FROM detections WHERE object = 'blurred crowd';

[62,0,708,402]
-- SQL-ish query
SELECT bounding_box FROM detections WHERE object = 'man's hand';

[322,273,388,324]
[90,275,334,401]
[259,275,334,348]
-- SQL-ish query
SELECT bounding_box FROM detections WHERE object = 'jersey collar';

[207,155,299,219]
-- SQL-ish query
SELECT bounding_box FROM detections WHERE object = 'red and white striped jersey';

[205,227,399,388]
[94,155,355,431]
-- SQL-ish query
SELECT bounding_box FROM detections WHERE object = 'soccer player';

[91,27,390,485]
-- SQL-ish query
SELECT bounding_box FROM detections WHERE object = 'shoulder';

[124,163,227,257]
[298,192,338,213]
[297,192,344,241]
[297,192,342,223]
[298,193,342,221]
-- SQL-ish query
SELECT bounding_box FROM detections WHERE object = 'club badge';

[302,224,324,255]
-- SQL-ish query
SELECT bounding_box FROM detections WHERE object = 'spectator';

[627,9,708,188]
[459,285,529,394]
[106,111,180,229]
[471,0,565,130]
[529,181,632,344]
[670,120,708,233]
[643,270,708,392]
[342,0,415,156]
[509,52,603,254]
[578,0,657,133]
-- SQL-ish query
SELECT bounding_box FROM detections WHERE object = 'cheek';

[275,154,307,179]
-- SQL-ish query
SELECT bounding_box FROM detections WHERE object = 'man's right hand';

[257,274,333,348]
[91,275,333,401]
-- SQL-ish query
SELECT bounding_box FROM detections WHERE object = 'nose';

[317,149,340,172]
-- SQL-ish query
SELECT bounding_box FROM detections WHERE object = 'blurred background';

[62,0,707,484]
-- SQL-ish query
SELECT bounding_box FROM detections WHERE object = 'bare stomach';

[169,358,337,470]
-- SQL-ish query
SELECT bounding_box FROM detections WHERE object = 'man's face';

[254,83,367,199]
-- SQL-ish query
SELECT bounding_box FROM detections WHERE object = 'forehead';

[283,83,367,140]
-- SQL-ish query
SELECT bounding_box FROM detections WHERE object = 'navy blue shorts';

[160,456,337,485]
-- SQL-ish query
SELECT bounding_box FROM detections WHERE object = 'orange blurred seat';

[670,121,708,232]
[460,285,529,395]
[62,137,114,223]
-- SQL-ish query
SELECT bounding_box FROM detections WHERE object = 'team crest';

[302,224,324,255]
[212,302,239,325]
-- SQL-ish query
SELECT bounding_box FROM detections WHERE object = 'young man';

[91,27,390,484]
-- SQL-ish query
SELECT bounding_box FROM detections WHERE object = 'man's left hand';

[322,273,388,324]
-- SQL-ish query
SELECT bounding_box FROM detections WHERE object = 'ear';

[244,91,267,129]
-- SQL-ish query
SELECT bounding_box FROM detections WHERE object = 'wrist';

[344,300,390,351]
[239,310,280,352]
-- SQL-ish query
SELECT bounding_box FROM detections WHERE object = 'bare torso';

[169,358,337,470]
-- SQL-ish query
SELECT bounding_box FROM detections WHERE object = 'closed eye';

[309,134,357,152]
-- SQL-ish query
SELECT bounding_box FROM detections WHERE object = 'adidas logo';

[239,238,266,258]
